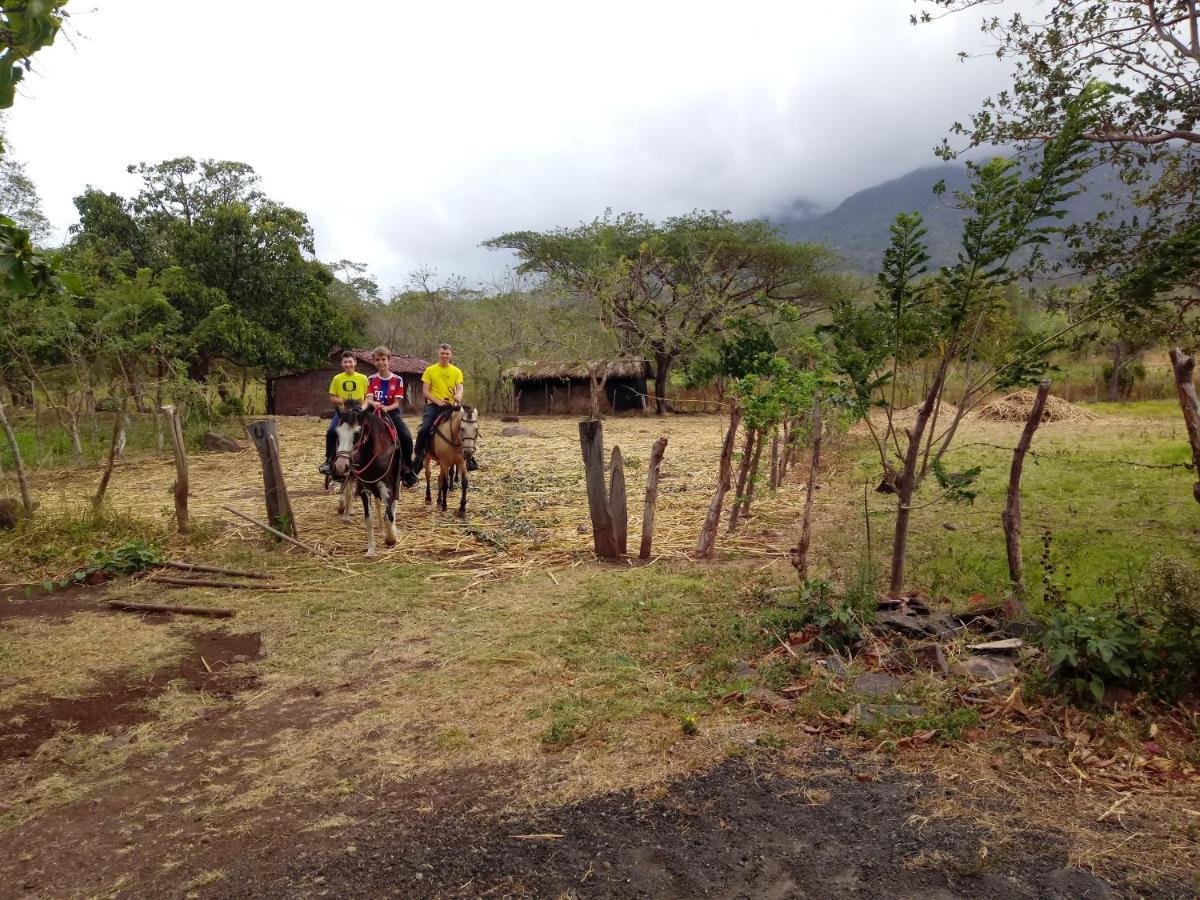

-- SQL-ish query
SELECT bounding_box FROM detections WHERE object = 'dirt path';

[223,751,1174,900]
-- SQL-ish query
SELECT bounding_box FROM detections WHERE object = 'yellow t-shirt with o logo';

[422,363,464,404]
[328,371,369,403]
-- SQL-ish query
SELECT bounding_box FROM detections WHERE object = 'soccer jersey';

[328,371,369,403]
[368,373,405,408]
[421,363,464,404]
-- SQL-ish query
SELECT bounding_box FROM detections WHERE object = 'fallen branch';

[106,599,235,618]
[147,575,287,592]
[221,505,325,557]
[159,560,273,580]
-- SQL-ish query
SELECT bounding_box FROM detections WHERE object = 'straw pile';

[21,414,827,584]
[977,390,1096,423]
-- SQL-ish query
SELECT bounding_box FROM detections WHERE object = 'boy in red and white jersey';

[366,346,417,487]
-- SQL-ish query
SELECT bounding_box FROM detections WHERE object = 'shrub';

[756,577,875,655]
[1038,557,1200,702]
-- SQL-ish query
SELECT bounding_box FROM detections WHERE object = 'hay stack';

[977,390,1095,423]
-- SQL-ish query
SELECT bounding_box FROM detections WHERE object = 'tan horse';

[424,405,479,517]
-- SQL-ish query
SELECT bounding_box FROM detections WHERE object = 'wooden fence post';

[608,446,628,556]
[161,404,189,534]
[93,397,128,510]
[639,437,668,560]
[246,418,297,537]
[1169,349,1200,504]
[696,405,742,559]
[579,420,621,559]
[1001,379,1051,595]
[791,398,823,582]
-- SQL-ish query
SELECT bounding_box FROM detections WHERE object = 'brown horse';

[424,405,479,517]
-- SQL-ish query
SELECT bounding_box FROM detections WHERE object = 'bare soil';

[0,629,261,760]
[0,583,108,624]
[222,750,1186,899]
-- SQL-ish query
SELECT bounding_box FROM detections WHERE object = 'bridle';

[351,415,397,484]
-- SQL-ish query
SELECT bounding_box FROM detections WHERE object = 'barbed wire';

[947,441,1196,471]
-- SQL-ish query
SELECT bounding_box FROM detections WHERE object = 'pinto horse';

[332,400,402,557]
[423,405,479,517]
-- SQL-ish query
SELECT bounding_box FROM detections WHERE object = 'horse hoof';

[455,510,465,519]
[341,516,354,525]
[366,550,379,560]
[385,537,397,547]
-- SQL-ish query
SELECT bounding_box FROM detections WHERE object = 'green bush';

[756,577,875,655]
[1038,557,1200,702]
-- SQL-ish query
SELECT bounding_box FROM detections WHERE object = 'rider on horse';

[413,342,478,471]
[365,345,418,488]
[319,351,369,476]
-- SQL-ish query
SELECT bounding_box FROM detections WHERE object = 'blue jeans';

[325,412,341,463]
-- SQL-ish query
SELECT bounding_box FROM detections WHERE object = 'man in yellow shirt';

[412,342,466,469]
[319,351,370,475]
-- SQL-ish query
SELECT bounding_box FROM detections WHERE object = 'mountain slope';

[776,161,1134,272]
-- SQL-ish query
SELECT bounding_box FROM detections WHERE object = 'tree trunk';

[1000,379,1050,595]
[654,353,671,415]
[1107,342,1126,403]
[768,429,780,490]
[639,436,668,559]
[791,399,823,582]
[608,445,628,556]
[727,426,757,532]
[888,358,950,592]
[579,420,620,558]
[162,404,190,534]
[245,419,297,537]
[696,405,742,558]
[93,399,129,510]
[740,429,767,520]
[1169,348,1200,505]
[0,394,34,517]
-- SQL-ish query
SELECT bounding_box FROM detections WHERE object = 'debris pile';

[977,390,1095,423]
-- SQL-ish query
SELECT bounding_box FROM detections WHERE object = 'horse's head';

[333,400,366,477]
[458,405,480,459]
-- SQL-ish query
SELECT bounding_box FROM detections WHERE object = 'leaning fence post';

[639,437,668,559]
[246,418,297,538]
[161,404,190,535]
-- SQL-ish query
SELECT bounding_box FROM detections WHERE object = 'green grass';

[846,402,1200,606]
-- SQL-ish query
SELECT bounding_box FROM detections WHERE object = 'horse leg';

[438,467,448,511]
[382,482,397,546]
[363,491,378,558]
[424,456,432,505]
[339,476,355,522]
[457,459,468,518]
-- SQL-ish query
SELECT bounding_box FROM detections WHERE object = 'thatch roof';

[504,359,650,382]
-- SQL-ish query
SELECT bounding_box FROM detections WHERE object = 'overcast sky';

[6,0,1018,292]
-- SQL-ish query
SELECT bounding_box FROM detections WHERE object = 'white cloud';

[7,0,1019,288]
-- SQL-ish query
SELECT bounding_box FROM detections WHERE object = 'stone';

[875,611,930,639]
[853,703,925,726]
[576,523,589,534]
[967,638,1023,654]
[914,643,949,676]
[747,687,792,713]
[231,654,250,664]
[733,660,757,679]
[500,426,536,437]
[102,733,133,751]
[1021,729,1065,747]
[924,617,965,641]
[817,657,846,678]
[1002,621,1044,640]
[951,656,1017,681]
[202,432,243,452]
[0,497,23,530]
[852,672,903,698]
[1041,868,1113,899]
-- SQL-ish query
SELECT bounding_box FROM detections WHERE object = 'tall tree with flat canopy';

[486,211,832,414]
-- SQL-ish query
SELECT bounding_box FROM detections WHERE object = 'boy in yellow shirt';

[319,351,370,475]
[412,343,465,468]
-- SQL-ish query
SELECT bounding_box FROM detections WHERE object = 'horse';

[332,400,403,557]
[423,405,479,517]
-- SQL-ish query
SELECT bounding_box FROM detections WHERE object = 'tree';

[920,1,1200,347]
[486,211,833,413]
[67,157,362,383]
[829,85,1099,590]
[0,123,49,242]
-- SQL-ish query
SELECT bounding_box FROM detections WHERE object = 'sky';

[5,0,1019,292]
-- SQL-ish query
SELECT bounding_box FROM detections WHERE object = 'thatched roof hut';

[504,359,650,415]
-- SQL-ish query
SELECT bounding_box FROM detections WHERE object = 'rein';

[351,419,397,484]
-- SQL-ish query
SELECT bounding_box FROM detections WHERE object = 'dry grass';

[977,389,1097,423]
